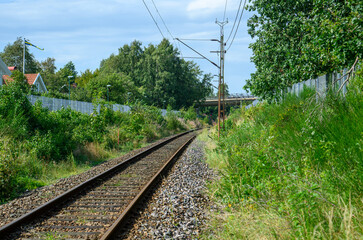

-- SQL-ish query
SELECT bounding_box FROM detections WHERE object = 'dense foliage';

[98,39,213,108]
[204,69,362,238]
[245,0,363,101]
[1,38,213,109]
[0,80,199,203]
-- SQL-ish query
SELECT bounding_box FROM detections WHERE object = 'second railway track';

[0,130,197,239]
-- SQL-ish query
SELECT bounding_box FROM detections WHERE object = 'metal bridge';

[198,94,257,106]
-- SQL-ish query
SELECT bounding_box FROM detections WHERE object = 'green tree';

[139,39,212,108]
[38,57,56,74]
[302,0,362,74]
[245,0,362,101]
[98,39,212,108]
[48,61,78,92]
[76,69,99,87]
[0,37,39,74]
[86,71,140,103]
[57,61,77,80]
[38,57,58,91]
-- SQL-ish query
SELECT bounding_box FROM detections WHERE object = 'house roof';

[2,73,39,85]
[8,66,17,71]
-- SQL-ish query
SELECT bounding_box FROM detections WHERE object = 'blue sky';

[0,0,256,94]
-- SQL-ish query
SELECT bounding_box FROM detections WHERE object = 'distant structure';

[1,65,48,93]
[0,57,11,86]
[199,94,257,106]
[2,72,48,93]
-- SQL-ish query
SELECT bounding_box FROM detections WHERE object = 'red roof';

[8,66,17,71]
[2,73,39,86]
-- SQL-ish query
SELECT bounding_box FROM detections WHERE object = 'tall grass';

[0,82,200,203]
[203,70,363,239]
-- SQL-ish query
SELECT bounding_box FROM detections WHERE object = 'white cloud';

[186,0,226,17]
[187,0,225,12]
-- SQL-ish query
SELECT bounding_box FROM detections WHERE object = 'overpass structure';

[198,94,257,107]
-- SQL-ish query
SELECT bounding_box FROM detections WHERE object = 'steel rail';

[0,130,194,237]
[100,134,196,239]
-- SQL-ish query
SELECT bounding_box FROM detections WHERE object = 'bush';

[180,106,197,121]
[165,105,185,131]
[0,84,192,202]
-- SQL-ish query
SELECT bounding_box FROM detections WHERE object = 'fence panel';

[283,68,354,97]
[26,96,134,115]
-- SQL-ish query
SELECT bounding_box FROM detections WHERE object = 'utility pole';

[175,22,227,139]
[23,38,26,74]
[216,20,227,139]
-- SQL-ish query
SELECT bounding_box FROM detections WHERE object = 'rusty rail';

[0,130,194,237]
[101,134,195,239]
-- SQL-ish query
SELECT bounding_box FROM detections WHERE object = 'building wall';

[33,81,47,93]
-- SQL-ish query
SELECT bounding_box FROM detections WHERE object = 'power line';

[225,0,243,44]
[149,0,185,58]
[150,0,174,39]
[223,0,228,21]
[175,38,220,69]
[226,0,247,52]
[176,38,219,41]
[181,57,205,59]
[141,0,165,38]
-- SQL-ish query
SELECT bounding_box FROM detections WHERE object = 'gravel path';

[0,135,177,227]
[123,139,216,239]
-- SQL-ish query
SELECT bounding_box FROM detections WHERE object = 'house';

[2,71,48,93]
[0,57,11,86]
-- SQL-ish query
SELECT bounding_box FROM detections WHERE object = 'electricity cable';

[223,0,228,21]
[226,0,247,52]
[141,0,165,38]
[149,0,184,58]
[176,38,219,41]
[225,0,243,44]
[150,0,174,39]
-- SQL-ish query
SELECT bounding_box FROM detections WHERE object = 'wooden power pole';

[216,20,227,138]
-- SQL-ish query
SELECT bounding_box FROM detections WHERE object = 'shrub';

[0,84,192,202]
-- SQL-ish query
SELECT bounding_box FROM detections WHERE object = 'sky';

[0,0,256,94]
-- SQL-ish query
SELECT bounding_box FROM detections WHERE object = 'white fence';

[285,69,349,97]
[244,68,354,110]
[27,95,169,116]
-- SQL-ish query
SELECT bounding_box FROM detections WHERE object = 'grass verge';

[201,69,363,239]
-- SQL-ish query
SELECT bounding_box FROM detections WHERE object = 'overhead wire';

[226,0,247,52]
[149,0,184,58]
[225,0,243,44]
[176,38,218,41]
[141,0,165,39]
[223,0,228,21]
[150,0,174,39]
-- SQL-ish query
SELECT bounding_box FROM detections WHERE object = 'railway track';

[0,130,197,239]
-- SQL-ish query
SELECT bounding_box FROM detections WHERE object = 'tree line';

[1,38,213,109]
[245,0,362,101]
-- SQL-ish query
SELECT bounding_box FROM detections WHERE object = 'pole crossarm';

[175,38,220,69]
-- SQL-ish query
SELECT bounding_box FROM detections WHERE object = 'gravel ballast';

[123,139,216,239]
[0,135,216,240]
